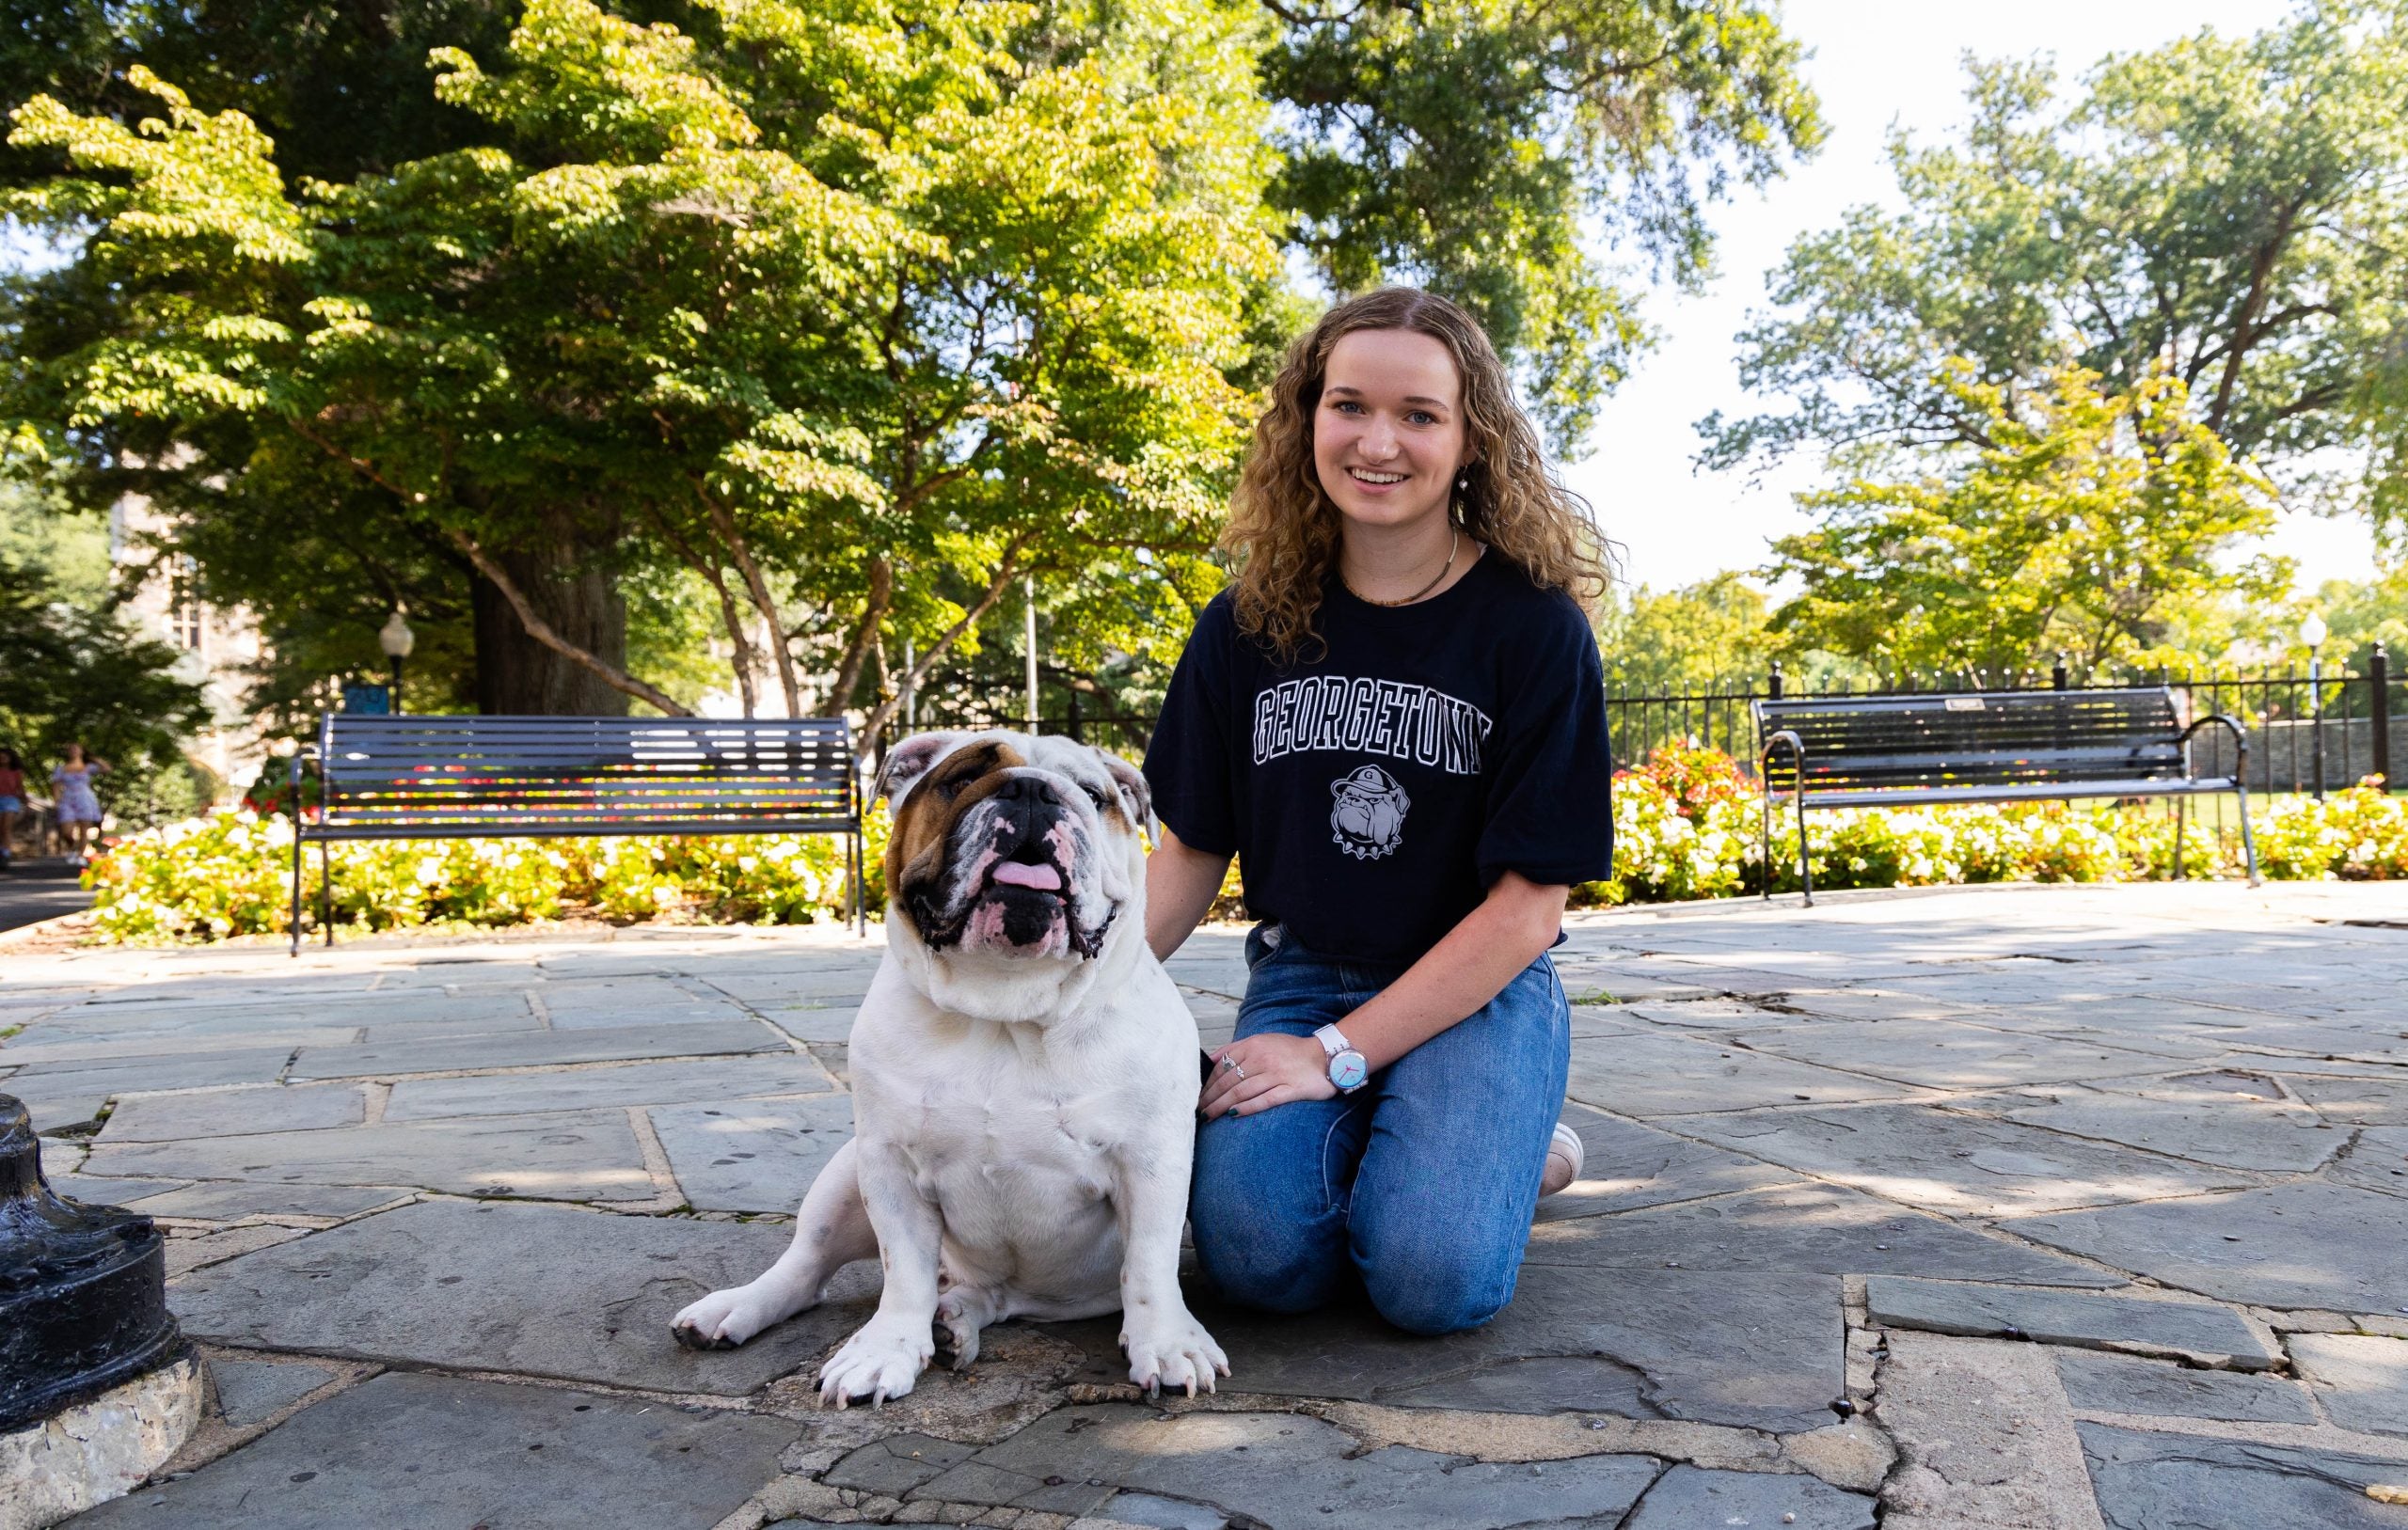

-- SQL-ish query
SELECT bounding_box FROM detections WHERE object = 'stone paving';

[3,880,2406,1529]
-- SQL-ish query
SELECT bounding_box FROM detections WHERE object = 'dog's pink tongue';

[991,861,1063,891]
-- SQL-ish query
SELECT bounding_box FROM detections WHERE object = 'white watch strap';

[1313,1023,1353,1059]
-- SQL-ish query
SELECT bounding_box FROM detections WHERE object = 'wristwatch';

[1312,1024,1370,1094]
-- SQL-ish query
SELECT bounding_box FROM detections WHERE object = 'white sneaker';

[1540,1121,1584,1198]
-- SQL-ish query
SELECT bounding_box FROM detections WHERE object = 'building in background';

[110,490,268,797]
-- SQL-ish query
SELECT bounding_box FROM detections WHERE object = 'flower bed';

[1573,742,2404,906]
[83,809,889,944]
[77,749,2403,943]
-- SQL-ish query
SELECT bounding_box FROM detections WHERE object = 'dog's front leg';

[816,1139,943,1409]
[1114,1141,1229,1398]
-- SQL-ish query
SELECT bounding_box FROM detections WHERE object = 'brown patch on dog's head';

[880,734,1027,929]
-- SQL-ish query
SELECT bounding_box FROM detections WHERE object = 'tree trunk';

[470,513,631,716]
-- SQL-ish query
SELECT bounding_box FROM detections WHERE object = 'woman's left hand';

[1199,1033,1338,1120]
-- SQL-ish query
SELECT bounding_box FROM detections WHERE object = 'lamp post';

[2301,610,2328,802]
[378,608,416,715]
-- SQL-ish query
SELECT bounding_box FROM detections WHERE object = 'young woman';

[1142,287,1614,1336]
[51,743,107,863]
[0,748,24,869]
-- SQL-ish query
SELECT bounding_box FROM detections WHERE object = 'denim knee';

[1359,1249,1517,1336]
[1195,1218,1349,1313]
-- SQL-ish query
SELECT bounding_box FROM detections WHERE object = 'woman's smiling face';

[1313,328,1471,532]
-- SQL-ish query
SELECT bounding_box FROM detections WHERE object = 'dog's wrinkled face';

[879,732,1152,962]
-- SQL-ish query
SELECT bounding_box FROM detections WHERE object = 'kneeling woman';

[1143,287,1613,1336]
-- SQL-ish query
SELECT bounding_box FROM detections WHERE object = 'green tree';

[1267,0,1823,443]
[0,549,212,828]
[4,0,1275,733]
[1598,573,1777,692]
[1703,3,2408,540]
[1768,365,2290,682]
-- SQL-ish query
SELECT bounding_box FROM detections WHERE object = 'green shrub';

[80,759,2405,943]
[84,807,892,944]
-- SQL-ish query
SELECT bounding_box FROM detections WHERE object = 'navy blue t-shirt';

[1143,552,1614,966]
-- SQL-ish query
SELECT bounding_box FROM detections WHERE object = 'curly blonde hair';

[1223,287,1612,663]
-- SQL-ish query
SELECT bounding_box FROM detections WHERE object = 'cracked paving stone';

[1990,1080,2344,1173]
[1865,1276,2276,1369]
[86,1110,655,1202]
[1524,1181,2122,1286]
[2288,1334,2408,1438]
[97,1083,368,1143]
[1566,1031,1929,1117]
[650,1094,856,1214]
[69,1371,797,1530]
[121,1179,412,1221]
[1091,1491,1230,1529]
[2076,1422,2408,1530]
[913,1405,1662,1530]
[286,1019,782,1079]
[1374,1355,1659,1417]
[2052,1349,2317,1425]
[1623,1463,1877,1529]
[382,1053,835,1122]
[2000,1181,2408,1314]
[207,1355,340,1427]
[168,1198,880,1395]
[2290,1075,2408,1126]
[2332,1127,2408,1197]
[1728,1019,2171,1090]
[1668,1101,2261,1217]
[823,1433,981,1495]
[1535,1103,1799,1222]
[1060,1265,1845,1434]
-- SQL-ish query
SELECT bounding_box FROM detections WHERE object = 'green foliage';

[1703,3,2408,541]
[1767,366,2289,681]
[1573,748,2405,907]
[3,0,1825,718]
[0,528,212,828]
[84,805,893,942]
[1267,0,1824,445]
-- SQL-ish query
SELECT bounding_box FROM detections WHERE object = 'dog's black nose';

[990,774,1062,807]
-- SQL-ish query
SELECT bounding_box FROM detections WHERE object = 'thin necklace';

[1342,528,1459,607]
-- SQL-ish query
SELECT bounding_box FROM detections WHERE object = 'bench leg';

[320,839,334,948]
[1760,789,1771,902]
[850,831,864,938]
[290,829,303,957]
[2173,797,2187,882]
[2237,782,2261,887]
[1796,795,1814,908]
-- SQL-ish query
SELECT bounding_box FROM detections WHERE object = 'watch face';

[1330,1051,1369,1092]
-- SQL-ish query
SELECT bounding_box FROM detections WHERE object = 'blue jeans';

[1189,923,1571,1335]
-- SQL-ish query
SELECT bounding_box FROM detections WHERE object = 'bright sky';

[1560,0,2378,597]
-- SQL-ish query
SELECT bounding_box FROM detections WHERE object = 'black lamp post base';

[1,1095,185,1434]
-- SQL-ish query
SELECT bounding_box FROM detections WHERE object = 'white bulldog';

[670,730,1228,1407]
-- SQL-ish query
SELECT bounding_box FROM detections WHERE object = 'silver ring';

[1229,1063,1246,1080]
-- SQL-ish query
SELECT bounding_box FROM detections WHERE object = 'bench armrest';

[2176,713,2246,784]
[1761,728,1806,797]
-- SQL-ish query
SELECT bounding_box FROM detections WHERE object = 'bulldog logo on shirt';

[1330,765,1410,860]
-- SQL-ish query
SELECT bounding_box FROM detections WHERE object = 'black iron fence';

[1608,646,2401,798]
[900,642,2403,800]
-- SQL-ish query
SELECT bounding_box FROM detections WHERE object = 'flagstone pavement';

[5,880,2407,1529]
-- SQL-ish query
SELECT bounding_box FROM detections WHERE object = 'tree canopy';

[1,0,1822,730]
[1767,366,2289,682]
[1703,0,2408,543]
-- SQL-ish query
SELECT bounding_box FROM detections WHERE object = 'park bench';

[289,715,863,953]
[1753,686,2258,906]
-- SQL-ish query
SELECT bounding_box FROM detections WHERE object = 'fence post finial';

[2052,652,2069,691]
[1767,661,1784,700]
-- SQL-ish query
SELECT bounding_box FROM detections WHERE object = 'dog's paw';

[1121,1313,1229,1400]
[934,1288,989,1372]
[818,1318,933,1409]
[671,1282,811,1350]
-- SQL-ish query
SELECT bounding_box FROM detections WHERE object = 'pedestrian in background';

[51,742,107,865]
[0,747,24,869]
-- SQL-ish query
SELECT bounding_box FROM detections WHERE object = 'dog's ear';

[1098,750,1158,845]
[877,731,965,810]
